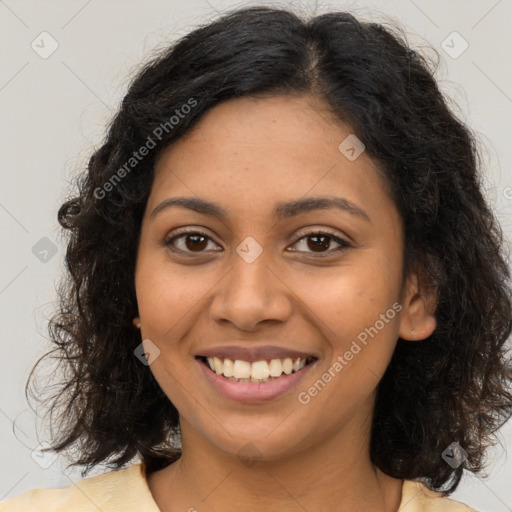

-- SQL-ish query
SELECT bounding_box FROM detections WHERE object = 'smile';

[199,356,315,382]
[196,355,318,403]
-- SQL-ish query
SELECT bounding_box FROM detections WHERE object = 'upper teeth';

[206,356,307,379]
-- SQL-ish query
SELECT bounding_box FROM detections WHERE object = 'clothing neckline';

[134,462,162,511]
[136,462,425,511]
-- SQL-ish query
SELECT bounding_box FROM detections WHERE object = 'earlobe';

[398,272,437,341]
[132,316,141,329]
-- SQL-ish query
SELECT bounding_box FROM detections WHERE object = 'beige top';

[0,463,479,511]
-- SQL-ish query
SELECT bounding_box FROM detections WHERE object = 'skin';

[133,94,437,512]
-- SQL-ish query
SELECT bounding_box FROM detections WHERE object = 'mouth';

[195,355,317,383]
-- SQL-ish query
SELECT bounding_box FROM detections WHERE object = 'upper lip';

[196,345,318,362]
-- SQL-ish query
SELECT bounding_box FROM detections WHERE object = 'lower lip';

[196,358,317,404]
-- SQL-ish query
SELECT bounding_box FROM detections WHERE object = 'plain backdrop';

[1,0,511,510]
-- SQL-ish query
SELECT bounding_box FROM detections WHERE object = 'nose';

[208,248,292,332]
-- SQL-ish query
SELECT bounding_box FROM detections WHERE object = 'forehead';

[170,93,346,148]
[149,94,398,232]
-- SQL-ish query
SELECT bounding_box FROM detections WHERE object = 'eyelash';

[164,227,352,257]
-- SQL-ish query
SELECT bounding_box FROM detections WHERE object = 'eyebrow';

[150,196,371,223]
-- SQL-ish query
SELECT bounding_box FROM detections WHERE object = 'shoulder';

[0,463,160,512]
[401,480,481,512]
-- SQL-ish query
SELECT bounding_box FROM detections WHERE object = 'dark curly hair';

[26,5,512,496]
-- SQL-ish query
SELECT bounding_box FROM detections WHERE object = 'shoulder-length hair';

[27,6,512,496]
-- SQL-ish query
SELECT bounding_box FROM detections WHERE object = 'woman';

[2,6,511,511]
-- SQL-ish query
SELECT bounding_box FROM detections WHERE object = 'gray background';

[1,0,511,510]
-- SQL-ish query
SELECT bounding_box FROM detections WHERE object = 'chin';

[201,422,313,464]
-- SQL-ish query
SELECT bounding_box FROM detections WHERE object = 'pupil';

[308,235,329,252]
[185,234,331,253]
[186,235,207,251]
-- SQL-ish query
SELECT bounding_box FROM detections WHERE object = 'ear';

[132,316,141,329]
[398,271,437,341]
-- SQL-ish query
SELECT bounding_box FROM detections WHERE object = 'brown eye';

[165,230,219,254]
[164,228,351,257]
[306,234,331,252]
[182,233,209,252]
[290,231,351,256]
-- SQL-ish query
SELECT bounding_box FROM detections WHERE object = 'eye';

[164,227,351,257]
[165,228,220,254]
[289,229,352,256]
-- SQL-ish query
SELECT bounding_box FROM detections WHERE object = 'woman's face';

[134,94,435,462]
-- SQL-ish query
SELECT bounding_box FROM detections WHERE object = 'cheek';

[291,254,401,368]
[297,260,397,328]
[135,253,207,334]
[134,257,201,410]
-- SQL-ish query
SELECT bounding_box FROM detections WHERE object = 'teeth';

[282,358,293,375]
[269,359,283,377]
[251,360,270,379]
[223,358,234,377]
[233,360,251,379]
[205,356,309,381]
[213,356,223,375]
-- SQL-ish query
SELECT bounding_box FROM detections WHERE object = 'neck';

[147,397,403,512]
